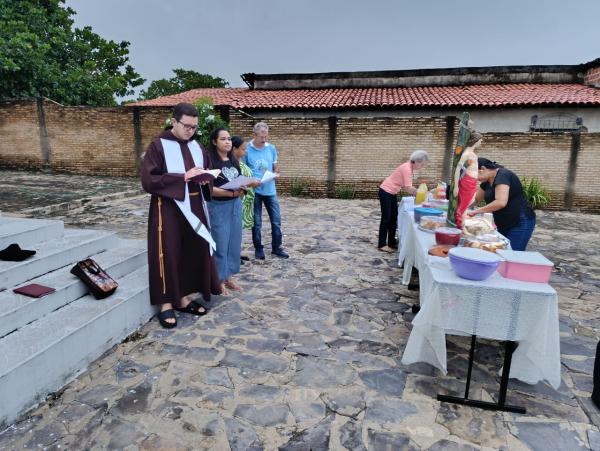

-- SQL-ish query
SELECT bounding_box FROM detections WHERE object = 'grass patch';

[521,176,551,209]
[335,184,356,199]
[290,178,310,197]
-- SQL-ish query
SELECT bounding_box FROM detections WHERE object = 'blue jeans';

[499,211,536,251]
[252,193,283,251]
[207,198,242,281]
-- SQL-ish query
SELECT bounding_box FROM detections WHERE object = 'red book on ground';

[13,283,56,298]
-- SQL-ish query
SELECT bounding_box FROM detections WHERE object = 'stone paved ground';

[1,170,599,450]
[0,170,143,216]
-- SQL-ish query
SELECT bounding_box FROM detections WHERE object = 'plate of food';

[418,216,447,233]
[428,244,456,258]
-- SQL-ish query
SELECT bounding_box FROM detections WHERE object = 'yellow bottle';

[415,183,428,205]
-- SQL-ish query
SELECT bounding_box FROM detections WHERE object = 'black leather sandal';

[175,300,208,316]
[157,309,177,329]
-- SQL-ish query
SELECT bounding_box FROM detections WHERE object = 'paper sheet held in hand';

[219,175,257,190]
[260,170,279,184]
[219,171,279,190]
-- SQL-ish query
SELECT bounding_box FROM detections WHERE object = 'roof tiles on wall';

[128,84,600,109]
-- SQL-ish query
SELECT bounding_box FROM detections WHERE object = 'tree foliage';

[139,69,228,100]
[0,0,144,105]
[163,97,229,148]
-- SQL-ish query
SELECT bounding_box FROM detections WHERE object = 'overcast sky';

[66,0,600,97]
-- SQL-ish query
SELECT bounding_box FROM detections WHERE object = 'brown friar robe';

[141,130,221,306]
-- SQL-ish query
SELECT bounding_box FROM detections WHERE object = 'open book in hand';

[260,170,279,184]
[190,169,221,183]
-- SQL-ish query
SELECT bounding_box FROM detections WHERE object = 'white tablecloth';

[399,215,561,389]
[398,209,437,285]
[397,197,416,269]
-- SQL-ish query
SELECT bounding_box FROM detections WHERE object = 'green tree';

[139,69,228,100]
[163,97,229,148]
[0,0,144,106]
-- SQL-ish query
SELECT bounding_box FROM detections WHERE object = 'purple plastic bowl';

[449,251,500,281]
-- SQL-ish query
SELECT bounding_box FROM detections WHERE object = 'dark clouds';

[66,0,600,98]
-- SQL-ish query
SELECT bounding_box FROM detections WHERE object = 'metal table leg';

[437,336,526,414]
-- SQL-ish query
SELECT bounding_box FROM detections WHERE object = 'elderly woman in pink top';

[378,150,429,252]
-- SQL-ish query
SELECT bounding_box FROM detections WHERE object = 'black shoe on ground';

[272,248,289,258]
[255,248,265,260]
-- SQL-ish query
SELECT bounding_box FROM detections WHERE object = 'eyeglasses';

[176,120,198,132]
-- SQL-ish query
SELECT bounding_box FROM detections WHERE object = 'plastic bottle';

[437,182,447,200]
[415,183,428,205]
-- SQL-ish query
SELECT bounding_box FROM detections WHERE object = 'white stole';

[161,138,216,254]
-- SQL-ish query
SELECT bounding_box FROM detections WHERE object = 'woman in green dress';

[232,136,260,259]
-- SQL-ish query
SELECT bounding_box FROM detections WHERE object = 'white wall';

[262,107,600,133]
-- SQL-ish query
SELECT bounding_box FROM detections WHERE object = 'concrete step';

[0,239,147,338]
[0,228,118,291]
[0,217,64,250]
[0,266,154,429]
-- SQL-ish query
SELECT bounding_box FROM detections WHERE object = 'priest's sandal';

[158,309,177,329]
[175,300,208,316]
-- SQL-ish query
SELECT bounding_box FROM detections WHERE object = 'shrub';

[335,184,356,199]
[290,178,310,197]
[521,177,551,209]
[162,97,229,148]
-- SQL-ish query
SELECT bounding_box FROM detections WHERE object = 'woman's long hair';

[207,127,240,170]
[477,157,503,170]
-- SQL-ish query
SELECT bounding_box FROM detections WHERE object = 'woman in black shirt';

[207,128,244,295]
[467,158,536,251]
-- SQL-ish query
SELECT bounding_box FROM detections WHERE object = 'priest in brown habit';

[141,102,221,328]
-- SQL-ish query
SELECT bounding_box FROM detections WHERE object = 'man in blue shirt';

[243,122,289,259]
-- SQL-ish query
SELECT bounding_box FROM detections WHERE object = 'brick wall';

[0,100,42,168]
[474,132,573,210]
[1,100,599,212]
[335,117,448,197]
[138,106,172,152]
[574,133,600,211]
[43,103,136,175]
[584,66,600,87]
[228,112,450,197]
[0,100,169,176]
[228,109,330,196]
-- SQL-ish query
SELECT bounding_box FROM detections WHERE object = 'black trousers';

[593,340,600,408]
[378,188,398,248]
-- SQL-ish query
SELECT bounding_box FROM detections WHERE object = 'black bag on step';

[70,258,118,299]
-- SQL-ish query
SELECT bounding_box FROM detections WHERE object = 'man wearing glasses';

[141,103,221,328]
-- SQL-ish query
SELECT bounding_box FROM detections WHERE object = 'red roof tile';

[128,84,600,109]
[127,88,247,107]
